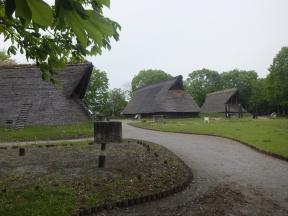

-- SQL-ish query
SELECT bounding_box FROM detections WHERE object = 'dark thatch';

[0,63,93,127]
[122,76,200,117]
[201,88,245,113]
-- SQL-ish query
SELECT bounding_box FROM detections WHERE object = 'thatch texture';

[122,76,200,117]
[0,63,93,127]
[201,88,244,113]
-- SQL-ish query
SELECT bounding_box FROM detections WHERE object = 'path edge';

[128,123,288,162]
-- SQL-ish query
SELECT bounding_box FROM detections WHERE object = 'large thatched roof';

[201,88,243,113]
[122,76,200,115]
[0,63,93,126]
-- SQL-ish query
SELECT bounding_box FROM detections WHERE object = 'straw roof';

[0,63,93,126]
[122,76,200,115]
[201,88,242,113]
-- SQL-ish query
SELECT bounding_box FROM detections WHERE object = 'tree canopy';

[0,0,120,82]
[131,69,172,92]
[107,88,128,117]
[84,69,109,115]
[220,69,258,107]
[0,50,15,65]
[185,69,222,106]
[266,47,288,111]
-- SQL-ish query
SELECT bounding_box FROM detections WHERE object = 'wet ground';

[99,123,288,216]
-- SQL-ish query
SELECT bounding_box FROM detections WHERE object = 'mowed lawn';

[130,118,288,158]
[0,122,93,142]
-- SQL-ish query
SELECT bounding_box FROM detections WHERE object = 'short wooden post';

[238,104,243,118]
[94,121,122,143]
[101,142,106,151]
[98,155,106,168]
[19,148,25,156]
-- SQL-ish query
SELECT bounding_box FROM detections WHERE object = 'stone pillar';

[94,121,122,143]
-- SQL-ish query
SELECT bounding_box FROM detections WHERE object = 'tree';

[249,79,269,115]
[131,69,172,92]
[220,69,258,109]
[84,69,109,115]
[0,0,120,82]
[0,50,15,65]
[185,69,221,106]
[107,88,128,117]
[266,47,288,114]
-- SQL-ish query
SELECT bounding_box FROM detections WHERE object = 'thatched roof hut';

[0,63,93,128]
[122,76,200,117]
[201,88,245,113]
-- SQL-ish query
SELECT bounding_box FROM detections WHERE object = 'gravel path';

[103,123,288,216]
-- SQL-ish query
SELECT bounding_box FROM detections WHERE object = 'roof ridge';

[0,62,93,70]
[207,88,237,96]
[136,75,182,91]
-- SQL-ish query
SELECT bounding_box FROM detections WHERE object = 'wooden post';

[19,148,25,156]
[94,121,122,143]
[101,142,106,151]
[238,104,243,118]
[98,155,106,168]
[228,104,231,118]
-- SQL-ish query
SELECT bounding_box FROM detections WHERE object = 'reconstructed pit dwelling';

[0,63,93,128]
[122,76,200,118]
[201,88,246,117]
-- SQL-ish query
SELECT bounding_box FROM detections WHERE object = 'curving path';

[104,123,288,216]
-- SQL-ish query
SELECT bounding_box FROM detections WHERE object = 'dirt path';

[103,123,288,216]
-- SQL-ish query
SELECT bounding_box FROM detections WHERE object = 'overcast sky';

[2,0,288,89]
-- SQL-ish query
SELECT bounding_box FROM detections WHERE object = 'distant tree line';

[129,47,288,115]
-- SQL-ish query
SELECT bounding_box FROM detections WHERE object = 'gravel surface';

[101,122,288,216]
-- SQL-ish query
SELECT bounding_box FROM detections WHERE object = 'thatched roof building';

[201,88,245,114]
[0,63,93,128]
[122,76,200,117]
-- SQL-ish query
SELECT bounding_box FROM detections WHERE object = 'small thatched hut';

[201,88,245,117]
[122,76,200,118]
[0,63,93,128]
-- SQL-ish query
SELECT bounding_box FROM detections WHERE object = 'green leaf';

[0,4,5,17]
[70,0,88,19]
[15,0,31,22]
[27,0,53,27]
[87,11,114,35]
[5,0,16,18]
[98,0,110,8]
[64,10,88,47]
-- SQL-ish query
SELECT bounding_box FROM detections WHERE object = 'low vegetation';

[0,122,93,142]
[0,140,190,216]
[130,118,288,158]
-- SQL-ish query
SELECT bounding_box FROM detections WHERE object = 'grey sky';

[2,0,288,89]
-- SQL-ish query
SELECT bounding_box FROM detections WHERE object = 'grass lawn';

[130,118,288,158]
[0,122,93,142]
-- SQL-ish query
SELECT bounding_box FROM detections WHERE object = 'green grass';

[0,122,93,142]
[130,118,288,158]
[0,185,76,216]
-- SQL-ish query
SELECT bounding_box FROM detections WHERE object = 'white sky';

[1,0,288,89]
